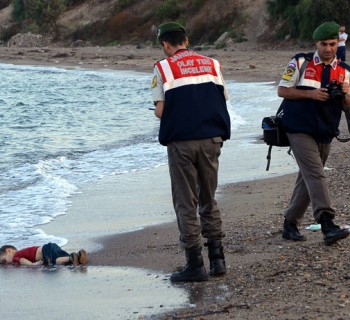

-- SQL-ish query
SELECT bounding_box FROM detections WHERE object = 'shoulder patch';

[151,76,157,88]
[282,62,296,81]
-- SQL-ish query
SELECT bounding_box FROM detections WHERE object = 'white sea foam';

[0,64,295,248]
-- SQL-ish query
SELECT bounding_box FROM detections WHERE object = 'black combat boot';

[282,219,306,241]
[170,247,209,282]
[205,240,226,276]
[320,213,350,246]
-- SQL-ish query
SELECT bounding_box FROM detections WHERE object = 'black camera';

[326,80,343,101]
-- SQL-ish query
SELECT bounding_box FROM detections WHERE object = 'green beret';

[313,21,340,40]
[157,22,185,39]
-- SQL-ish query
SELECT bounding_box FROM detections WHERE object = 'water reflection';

[0,265,188,319]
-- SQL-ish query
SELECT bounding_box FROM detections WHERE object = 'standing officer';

[151,22,231,282]
[279,21,350,245]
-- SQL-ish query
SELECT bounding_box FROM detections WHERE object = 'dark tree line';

[267,0,350,40]
[7,0,350,44]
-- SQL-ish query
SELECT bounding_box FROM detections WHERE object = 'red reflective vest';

[155,49,230,145]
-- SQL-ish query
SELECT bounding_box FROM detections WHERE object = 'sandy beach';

[0,42,305,82]
[3,43,350,319]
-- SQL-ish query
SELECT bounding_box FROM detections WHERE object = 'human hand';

[341,82,350,95]
[311,88,330,101]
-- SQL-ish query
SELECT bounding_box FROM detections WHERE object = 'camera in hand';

[326,80,343,102]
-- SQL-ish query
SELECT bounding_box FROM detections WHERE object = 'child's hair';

[0,245,17,264]
[0,245,17,254]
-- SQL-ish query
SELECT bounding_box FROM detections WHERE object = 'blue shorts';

[42,243,70,265]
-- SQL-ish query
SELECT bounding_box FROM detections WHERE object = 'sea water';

[0,64,297,248]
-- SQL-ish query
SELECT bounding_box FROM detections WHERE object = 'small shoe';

[282,219,306,241]
[78,249,88,266]
[70,253,79,267]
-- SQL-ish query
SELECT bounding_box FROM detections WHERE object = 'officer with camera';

[278,21,350,246]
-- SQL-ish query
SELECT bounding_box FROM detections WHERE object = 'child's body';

[0,242,87,267]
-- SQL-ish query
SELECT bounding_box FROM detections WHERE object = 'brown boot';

[78,249,88,266]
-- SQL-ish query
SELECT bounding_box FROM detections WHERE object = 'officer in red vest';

[151,22,231,282]
[278,21,350,245]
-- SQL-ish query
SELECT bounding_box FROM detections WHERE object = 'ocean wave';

[0,65,284,248]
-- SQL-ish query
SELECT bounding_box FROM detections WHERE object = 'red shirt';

[13,246,39,264]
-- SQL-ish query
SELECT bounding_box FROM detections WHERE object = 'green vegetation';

[156,0,181,20]
[5,0,350,45]
[11,0,26,21]
[11,0,67,38]
[266,0,350,40]
[66,0,86,6]
[4,0,248,45]
[116,0,136,11]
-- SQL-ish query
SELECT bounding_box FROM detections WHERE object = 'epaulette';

[338,61,350,72]
[293,52,314,60]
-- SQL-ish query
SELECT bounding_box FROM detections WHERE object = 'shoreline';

[5,44,350,319]
[85,135,350,320]
[0,44,302,83]
[86,172,297,270]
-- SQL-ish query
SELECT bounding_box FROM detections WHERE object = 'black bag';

[262,110,289,147]
[261,55,312,171]
[261,104,291,171]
